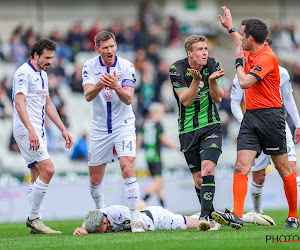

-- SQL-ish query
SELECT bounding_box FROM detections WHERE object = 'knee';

[253,172,265,185]
[234,161,248,175]
[122,166,135,178]
[90,175,101,186]
[194,176,203,188]
[43,168,54,183]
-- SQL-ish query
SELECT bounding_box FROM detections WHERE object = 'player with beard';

[13,38,73,234]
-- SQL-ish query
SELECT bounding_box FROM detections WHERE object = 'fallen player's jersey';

[100,205,187,232]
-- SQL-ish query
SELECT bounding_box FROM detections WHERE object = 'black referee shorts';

[237,108,286,156]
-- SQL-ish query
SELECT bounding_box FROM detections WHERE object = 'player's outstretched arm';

[219,6,241,46]
[45,96,73,149]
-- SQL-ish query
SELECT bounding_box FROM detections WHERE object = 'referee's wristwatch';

[228,27,237,34]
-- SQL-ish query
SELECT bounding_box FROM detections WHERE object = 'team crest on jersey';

[116,72,122,81]
[105,91,113,101]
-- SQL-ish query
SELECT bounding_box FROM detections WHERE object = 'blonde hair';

[184,35,207,52]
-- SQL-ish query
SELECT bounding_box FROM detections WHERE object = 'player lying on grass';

[73,205,221,234]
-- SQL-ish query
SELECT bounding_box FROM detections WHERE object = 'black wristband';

[235,58,243,69]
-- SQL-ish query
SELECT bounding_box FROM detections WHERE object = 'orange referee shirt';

[244,44,281,110]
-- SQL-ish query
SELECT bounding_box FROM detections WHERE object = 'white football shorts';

[88,127,136,166]
[251,122,296,171]
[14,135,50,168]
[141,206,187,231]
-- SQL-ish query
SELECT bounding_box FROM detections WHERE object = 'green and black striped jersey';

[141,119,163,163]
[169,57,222,134]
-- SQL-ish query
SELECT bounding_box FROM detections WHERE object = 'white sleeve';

[282,87,300,128]
[82,61,96,86]
[231,99,244,123]
[230,75,244,123]
[13,70,29,96]
[122,61,136,82]
[280,67,300,128]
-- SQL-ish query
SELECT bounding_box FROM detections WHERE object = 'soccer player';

[73,205,220,235]
[212,6,299,229]
[82,31,144,232]
[231,39,300,218]
[169,35,225,231]
[12,38,73,234]
[136,102,179,207]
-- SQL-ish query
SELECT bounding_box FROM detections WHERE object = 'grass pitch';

[0,210,299,249]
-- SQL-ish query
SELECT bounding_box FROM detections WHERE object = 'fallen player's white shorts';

[14,135,50,168]
[251,122,296,171]
[141,206,187,231]
[88,126,136,166]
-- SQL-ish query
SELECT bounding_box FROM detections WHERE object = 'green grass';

[0,210,299,249]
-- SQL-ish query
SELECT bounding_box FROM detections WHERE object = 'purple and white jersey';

[82,55,136,134]
[12,61,49,138]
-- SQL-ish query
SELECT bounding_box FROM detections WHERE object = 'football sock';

[195,186,215,218]
[282,172,298,219]
[296,176,300,206]
[200,175,215,218]
[233,174,248,218]
[29,177,48,220]
[89,182,104,209]
[250,180,264,214]
[124,176,141,222]
[28,183,33,205]
[242,213,254,223]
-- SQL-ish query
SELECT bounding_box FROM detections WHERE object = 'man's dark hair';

[94,31,116,48]
[30,38,56,58]
[241,19,268,44]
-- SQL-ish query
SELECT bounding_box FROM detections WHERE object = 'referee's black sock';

[200,175,215,218]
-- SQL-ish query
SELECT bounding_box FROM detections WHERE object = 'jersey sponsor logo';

[169,71,180,76]
[105,91,113,101]
[254,65,262,71]
[37,90,47,95]
[203,192,212,200]
[170,65,176,69]
[205,134,219,140]
[103,87,112,90]
[203,68,209,76]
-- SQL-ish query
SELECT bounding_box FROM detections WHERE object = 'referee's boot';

[282,217,299,229]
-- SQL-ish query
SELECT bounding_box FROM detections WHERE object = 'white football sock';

[28,183,33,205]
[124,176,141,222]
[29,177,48,220]
[89,182,104,209]
[250,180,264,214]
[242,213,254,223]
